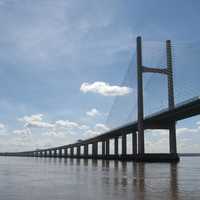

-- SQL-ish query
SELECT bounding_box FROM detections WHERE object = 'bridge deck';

[1,96,200,162]
[70,96,200,145]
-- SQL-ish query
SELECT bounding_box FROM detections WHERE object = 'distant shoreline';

[179,153,200,157]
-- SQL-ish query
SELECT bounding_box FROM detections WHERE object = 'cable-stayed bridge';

[1,37,200,162]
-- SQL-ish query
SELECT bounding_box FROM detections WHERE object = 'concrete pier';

[58,149,62,157]
[114,137,118,156]
[84,144,88,157]
[102,141,105,157]
[64,148,67,157]
[132,132,137,154]
[70,147,74,157]
[106,139,110,157]
[77,146,80,157]
[49,150,52,157]
[92,142,98,158]
[122,134,127,156]
[54,149,57,157]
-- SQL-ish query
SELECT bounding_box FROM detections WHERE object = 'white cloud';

[13,128,31,136]
[0,123,5,129]
[94,123,109,132]
[83,123,110,138]
[196,121,200,127]
[144,124,200,153]
[80,81,132,96]
[79,125,90,130]
[18,114,54,129]
[19,114,43,122]
[146,137,169,153]
[83,130,98,138]
[13,128,32,146]
[146,129,168,137]
[18,114,91,134]
[86,108,101,117]
[0,122,7,136]
[55,120,79,129]
[177,127,198,135]
[146,126,200,137]
[43,130,66,137]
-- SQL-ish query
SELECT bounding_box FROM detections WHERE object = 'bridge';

[1,37,200,162]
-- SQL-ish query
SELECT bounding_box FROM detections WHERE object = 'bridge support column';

[102,141,105,157]
[122,134,127,156]
[29,152,33,157]
[56,149,58,157]
[136,36,145,155]
[64,148,68,157]
[92,142,98,158]
[77,146,81,157]
[84,144,88,157]
[169,122,177,154]
[166,40,177,155]
[114,137,118,156]
[106,139,110,157]
[95,142,98,157]
[70,147,74,157]
[58,149,62,157]
[49,150,52,157]
[132,132,137,155]
[92,143,95,157]
[53,149,57,157]
[44,150,47,157]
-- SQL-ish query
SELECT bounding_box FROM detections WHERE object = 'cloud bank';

[86,108,101,117]
[80,81,132,96]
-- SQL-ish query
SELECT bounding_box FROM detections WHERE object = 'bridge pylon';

[136,36,177,155]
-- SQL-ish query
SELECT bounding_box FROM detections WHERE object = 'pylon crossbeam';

[142,66,168,75]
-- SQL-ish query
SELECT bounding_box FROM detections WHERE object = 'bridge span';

[1,96,200,162]
[1,37,200,162]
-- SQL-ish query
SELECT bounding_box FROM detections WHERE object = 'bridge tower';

[137,36,177,155]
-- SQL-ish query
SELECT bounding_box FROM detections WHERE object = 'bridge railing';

[144,96,200,120]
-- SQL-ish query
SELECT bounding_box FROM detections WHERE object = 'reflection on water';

[0,157,199,200]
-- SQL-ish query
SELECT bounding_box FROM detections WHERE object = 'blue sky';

[0,0,199,152]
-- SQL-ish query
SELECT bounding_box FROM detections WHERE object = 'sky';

[0,0,200,153]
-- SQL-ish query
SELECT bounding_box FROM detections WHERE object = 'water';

[0,157,199,200]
